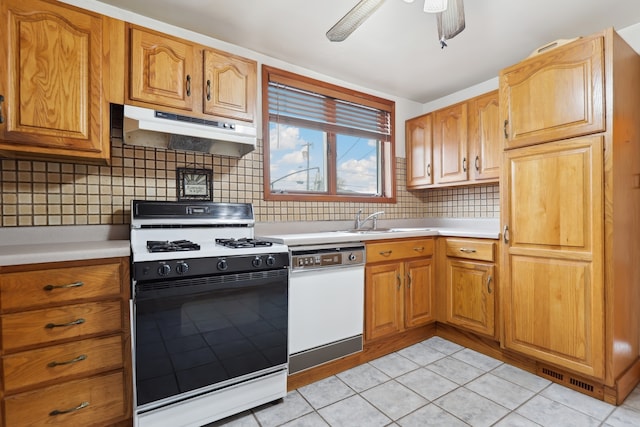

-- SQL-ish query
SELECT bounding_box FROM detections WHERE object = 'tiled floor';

[209,337,640,427]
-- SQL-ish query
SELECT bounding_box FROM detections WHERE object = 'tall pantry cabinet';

[499,28,640,403]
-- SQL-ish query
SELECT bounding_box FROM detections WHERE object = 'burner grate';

[215,238,273,249]
[147,240,201,252]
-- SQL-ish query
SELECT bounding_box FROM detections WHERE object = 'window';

[262,66,396,203]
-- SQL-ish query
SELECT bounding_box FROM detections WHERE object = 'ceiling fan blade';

[326,0,386,42]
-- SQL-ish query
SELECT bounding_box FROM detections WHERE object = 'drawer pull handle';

[413,247,424,252]
[379,250,392,256]
[45,318,85,329]
[186,75,191,97]
[206,79,212,101]
[459,248,477,253]
[487,275,493,294]
[43,281,84,291]
[49,401,89,416]
[47,354,87,368]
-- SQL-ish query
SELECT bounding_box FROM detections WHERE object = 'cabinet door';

[0,0,111,163]
[203,49,257,123]
[404,258,435,328]
[500,35,604,149]
[129,27,196,111]
[446,259,495,336]
[406,114,433,188]
[468,91,500,181]
[365,262,403,341]
[433,102,468,184]
[502,136,604,378]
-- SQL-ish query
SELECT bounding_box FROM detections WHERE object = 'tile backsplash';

[0,140,499,227]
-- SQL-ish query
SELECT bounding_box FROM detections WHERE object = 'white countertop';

[257,218,500,246]
[0,225,130,266]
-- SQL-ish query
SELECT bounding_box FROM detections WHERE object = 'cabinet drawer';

[1,300,123,352]
[0,262,123,312]
[367,239,434,263]
[4,371,127,427]
[3,335,124,392]
[445,239,495,262]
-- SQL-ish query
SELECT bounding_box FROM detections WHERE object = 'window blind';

[268,82,391,141]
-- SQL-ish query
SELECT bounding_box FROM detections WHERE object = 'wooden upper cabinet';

[128,25,258,125]
[129,26,196,111]
[0,0,122,164]
[500,34,605,149]
[203,49,257,122]
[468,90,500,181]
[433,102,468,184]
[406,114,433,188]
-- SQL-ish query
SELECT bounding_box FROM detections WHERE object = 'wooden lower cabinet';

[0,257,132,427]
[365,238,435,341]
[442,238,497,338]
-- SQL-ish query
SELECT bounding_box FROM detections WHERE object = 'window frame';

[262,65,396,203]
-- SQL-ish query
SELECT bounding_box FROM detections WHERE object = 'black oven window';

[134,271,288,406]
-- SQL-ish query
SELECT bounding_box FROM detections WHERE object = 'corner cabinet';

[128,25,257,124]
[406,90,500,189]
[0,257,132,426]
[0,0,124,164]
[364,238,435,341]
[500,29,640,403]
[442,238,497,338]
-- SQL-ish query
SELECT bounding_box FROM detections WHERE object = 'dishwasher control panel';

[291,244,365,270]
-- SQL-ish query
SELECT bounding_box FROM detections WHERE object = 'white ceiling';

[94,0,640,104]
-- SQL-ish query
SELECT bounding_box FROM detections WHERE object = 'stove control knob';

[348,253,357,261]
[266,255,276,266]
[176,262,189,275]
[252,256,263,267]
[158,264,171,276]
[217,259,228,271]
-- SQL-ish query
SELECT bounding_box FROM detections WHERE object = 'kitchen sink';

[336,227,432,234]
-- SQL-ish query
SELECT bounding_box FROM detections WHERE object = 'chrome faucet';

[354,209,385,230]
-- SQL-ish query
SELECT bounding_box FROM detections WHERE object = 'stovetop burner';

[147,240,201,252]
[216,238,274,249]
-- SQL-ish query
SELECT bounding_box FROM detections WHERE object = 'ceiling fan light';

[326,0,386,42]
[423,0,447,13]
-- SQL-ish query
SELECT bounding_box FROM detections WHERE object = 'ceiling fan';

[326,0,465,48]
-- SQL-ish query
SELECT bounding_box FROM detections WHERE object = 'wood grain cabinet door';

[468,91,500,182]
[203,48,257,123]
[404,258,435,328]
[446,259,495,337]
[0,0,111,162]
[406,114,433,188]
[500,35,605,149]
[501,135,604,379]
[129,26,196,111]
[365,262,404,341]
[433,102,468,184]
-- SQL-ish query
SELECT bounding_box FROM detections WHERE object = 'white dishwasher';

[288,243,365,374]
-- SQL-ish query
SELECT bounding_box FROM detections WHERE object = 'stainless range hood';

[119,105,257,157]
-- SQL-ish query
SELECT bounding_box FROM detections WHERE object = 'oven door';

[133,268,288,410]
